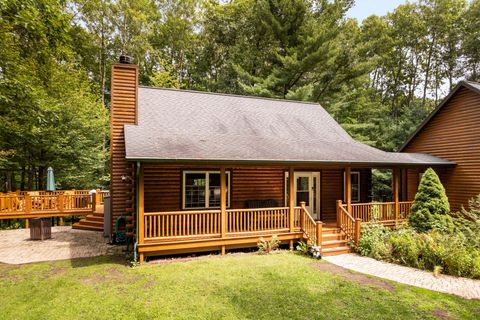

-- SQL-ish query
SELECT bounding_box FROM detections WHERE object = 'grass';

[0,252,478,319]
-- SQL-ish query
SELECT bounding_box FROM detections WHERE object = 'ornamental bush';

[409,168,451,232]
[357,222,391,259]
[356,225,480,279]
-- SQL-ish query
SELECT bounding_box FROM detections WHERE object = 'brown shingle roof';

[124,86,453,166]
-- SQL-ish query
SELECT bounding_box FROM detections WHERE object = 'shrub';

[451,194,480,249]
[389,228,421,268]
[296,241,312,256]
[409,168,451,232]
[360,225,480,279]
[356,222,391,259]
[295,241,321,258]
[257,235,280,254]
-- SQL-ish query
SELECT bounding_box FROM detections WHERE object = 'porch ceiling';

[124,86,454,167]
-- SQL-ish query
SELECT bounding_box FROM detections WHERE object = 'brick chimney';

[110,56,138,237]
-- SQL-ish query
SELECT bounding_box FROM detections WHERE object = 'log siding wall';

[403,87,480,211]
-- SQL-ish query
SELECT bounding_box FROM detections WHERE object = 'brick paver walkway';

[324,253,480,299]
[0,227,122,264]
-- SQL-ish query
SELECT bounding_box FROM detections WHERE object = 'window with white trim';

[183,171,230,209]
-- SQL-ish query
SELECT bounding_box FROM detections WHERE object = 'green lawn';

[0,252,478,319]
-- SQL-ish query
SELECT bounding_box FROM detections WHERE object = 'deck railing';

[144,210,221,240]
[341,201,414,224]
[337,200,361,244]
[0,190,94,219]
[298,203,318,244]
[96,190,110,205]
[226,207,290,233]
[142,205,321,247]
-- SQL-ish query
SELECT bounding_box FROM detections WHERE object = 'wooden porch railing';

[226,207,290,233]
[298,202,318,244]
[336,200,361,244]
[144,210,221,239]
[0,190,96,219]
[340,200,414,224]
[96,190,110,205]
[336,199,414,245]
[142,205,320,244]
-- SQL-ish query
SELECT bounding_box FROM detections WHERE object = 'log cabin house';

[109,58,455,262]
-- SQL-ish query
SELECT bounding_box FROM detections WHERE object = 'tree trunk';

[21,166,26,190]
[38,166,45,190]
[422,38,436,106]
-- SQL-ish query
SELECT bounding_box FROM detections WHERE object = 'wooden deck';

[0,190,108,220]
[137,200,414,260]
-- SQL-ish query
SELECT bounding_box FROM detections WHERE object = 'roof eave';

[124,156,455,167]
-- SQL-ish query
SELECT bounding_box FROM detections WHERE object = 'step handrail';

[336,200,361,245]
[299,202,322,247]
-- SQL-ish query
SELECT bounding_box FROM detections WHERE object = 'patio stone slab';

[0,226,123,264]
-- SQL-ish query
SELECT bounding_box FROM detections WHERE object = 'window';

[344,171,361,202]
[183,171,230,209]
[351,172,360,202]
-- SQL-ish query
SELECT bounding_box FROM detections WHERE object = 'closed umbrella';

[46,167,55,191]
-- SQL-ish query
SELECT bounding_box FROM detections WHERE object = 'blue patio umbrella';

[46,167,55,191]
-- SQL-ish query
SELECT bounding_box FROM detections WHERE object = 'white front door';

[293,172,321,220]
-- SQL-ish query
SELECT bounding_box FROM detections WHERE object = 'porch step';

[322,246,352,256]
[320,226,351,256]
[72,222,104,232]
[78,219,103,228]
[322,233,344,241]
[72,211,104,232]
[322,239,348,249]
[322,227,341,234]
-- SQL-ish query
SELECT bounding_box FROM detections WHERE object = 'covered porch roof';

[124,86,454,167]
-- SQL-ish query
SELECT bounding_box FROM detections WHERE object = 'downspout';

[133,161,140,262]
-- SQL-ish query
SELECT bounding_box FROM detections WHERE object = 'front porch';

[136,164,415,262]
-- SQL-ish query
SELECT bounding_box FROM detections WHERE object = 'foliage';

[257,235,280,254]
[357,221,391,259]
[356,222,480,279]
[409,168,451,232]
[296,240,321,258]
[450,194,480,249]
[0,0,109,191]
[371,169,391,201]
[0,221,22,230]
[296,240,312,256]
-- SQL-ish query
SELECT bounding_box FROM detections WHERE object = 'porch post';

[393,168,400,225]
[316,221,323,247]
[354,218,362,245]
[346,167,352,214]
[138,165,145,263]
[289,167,295,232]
[220,167,227,238]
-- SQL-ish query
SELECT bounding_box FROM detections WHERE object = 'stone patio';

[324,253,480,300]
[0,226,123,264]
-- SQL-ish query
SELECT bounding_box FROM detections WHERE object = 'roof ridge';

[138,85,321,106]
